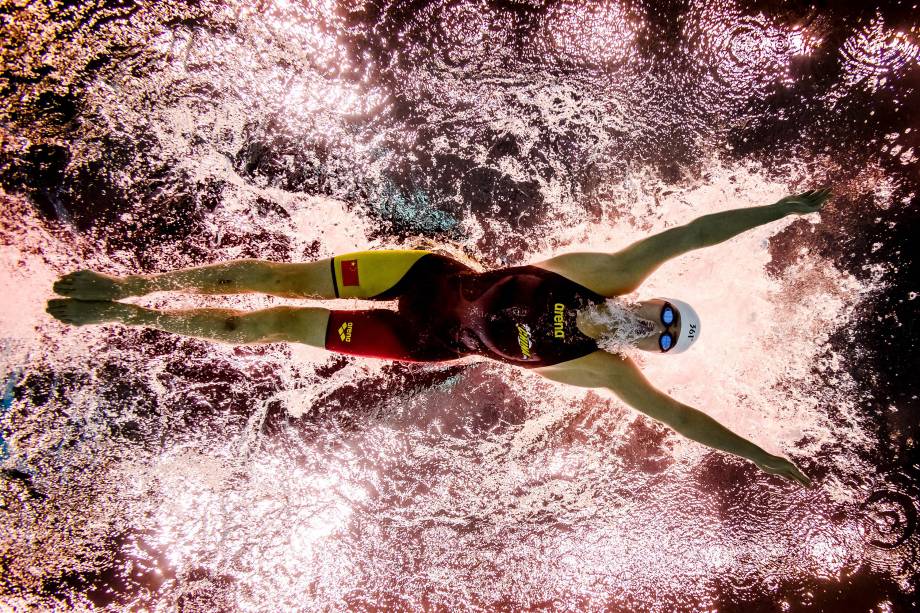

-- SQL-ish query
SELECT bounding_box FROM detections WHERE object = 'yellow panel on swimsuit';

[331,250,431,298]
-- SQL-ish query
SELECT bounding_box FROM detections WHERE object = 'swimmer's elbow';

[600,365,693,430]
[535,353,692,430]
[609,384,692,431]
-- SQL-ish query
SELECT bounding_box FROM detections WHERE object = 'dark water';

[1,0,918,610]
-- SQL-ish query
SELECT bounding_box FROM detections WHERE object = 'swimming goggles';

[658,302,678,352]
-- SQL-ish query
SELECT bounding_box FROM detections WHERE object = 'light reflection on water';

[1,0,918,609]
[841,14,920,89]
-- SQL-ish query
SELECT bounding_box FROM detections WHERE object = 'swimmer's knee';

[223,309,286,344]
[219,312,268,344]
[257,260,336,299]
[259,306,329,346]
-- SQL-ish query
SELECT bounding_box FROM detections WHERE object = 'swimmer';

[47,188,832,487]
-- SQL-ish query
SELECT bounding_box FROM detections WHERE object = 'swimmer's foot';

[46,298,140,326]
[53,270,142,300]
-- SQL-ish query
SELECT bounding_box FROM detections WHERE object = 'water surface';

[1,0,918,610]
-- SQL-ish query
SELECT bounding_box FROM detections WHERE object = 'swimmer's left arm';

[533,351,812,487]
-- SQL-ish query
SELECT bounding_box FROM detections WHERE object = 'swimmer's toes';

[47,301,67,319]
[62,269,127,300]
[53,280,74,295]
[47,308,69,324]
[46,298,104,326]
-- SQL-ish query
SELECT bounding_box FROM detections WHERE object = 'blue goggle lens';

[659,334,673,351]
[662,306,675,325]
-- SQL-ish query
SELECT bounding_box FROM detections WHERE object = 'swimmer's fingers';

[805,187,832,207]
[781,461,813,488]
[756,454,813,488]
[777,187,832,215]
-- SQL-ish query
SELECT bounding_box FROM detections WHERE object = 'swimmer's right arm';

[533,351,812,487]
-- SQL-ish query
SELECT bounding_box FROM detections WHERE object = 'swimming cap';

[656,298,701,354]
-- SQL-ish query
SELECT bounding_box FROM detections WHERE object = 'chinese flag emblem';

[341,259,360,286]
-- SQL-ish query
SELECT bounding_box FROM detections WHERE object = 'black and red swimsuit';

[324,254,605,368]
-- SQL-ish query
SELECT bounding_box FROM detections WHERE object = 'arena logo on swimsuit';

[338,321,353,342]
[553,303,565,338]
[516,324,532,358]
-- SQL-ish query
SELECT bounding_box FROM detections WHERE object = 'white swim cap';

[656,297,701,354]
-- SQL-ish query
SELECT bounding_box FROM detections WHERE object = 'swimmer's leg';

[54,260,337,300]
[46,299,329,346]
[46,299,456,361]
[533,192,829,296]
[54,250,435,300]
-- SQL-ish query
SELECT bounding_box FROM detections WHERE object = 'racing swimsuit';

[324,250,606,368]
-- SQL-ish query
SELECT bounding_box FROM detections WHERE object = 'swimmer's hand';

[776,188,832,215]
[754,454,813,487]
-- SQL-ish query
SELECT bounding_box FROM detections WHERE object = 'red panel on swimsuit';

[325,309,414,360]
